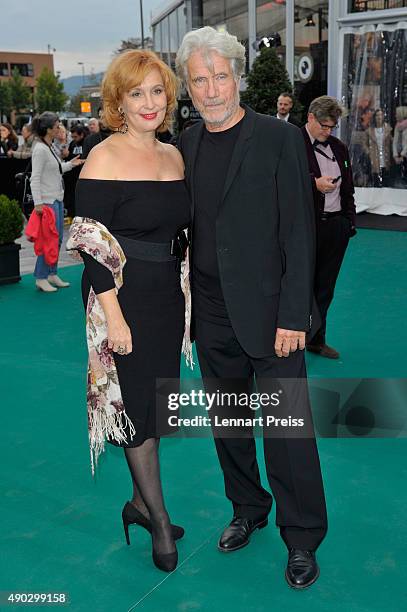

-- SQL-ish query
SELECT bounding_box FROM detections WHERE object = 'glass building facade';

[152,1,188,70]
[151,0,407,213]
[152,0,330,112]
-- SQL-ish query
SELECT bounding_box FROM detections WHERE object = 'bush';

[0,194,24,245]
[241,47,302,118]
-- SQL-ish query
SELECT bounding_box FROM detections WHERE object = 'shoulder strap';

[41,138,63,174]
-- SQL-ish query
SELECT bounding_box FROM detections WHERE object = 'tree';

[36,67,68,113]
[68,92,83,116]
[115,37,153,54]
[8,67,32,114]
[0,81,13,120]
[241,47,302,118]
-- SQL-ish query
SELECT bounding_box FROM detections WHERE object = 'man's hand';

[315,176,336,194]
[275,328,306,358]
[35,204,44,215]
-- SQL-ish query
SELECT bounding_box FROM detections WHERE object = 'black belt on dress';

[116,230,188,262]
[319,210,343,221]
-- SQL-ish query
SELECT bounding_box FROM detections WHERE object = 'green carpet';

[1,228,406,611]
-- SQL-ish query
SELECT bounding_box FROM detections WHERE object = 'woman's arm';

[29,144,46,206]
[61,160,73,173]
[77,145,132,354]
[95,290,132,354]
[62,156,84,173]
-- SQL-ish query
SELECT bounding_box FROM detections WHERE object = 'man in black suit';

[301,96,356,359]
[276,92,302,127]
[82,123,112,159]
[176,27,327,589]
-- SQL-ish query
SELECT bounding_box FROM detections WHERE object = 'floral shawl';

[67,216,193,474]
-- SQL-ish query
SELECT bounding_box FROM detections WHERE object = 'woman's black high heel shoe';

[152,547,178,573]
[122,501,184,545]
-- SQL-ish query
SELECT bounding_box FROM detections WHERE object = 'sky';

[3,0,167,77]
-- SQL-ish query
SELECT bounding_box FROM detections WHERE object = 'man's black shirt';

[193,114,244,322]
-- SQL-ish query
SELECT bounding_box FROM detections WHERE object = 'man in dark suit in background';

[302,96,356,359]
[176,27,327,589]
[82,122,112,159]
[276,92,302,127]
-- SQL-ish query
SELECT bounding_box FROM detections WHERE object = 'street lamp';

[78,62,85,86]
[139,0,145,48]
[253,33,282,51]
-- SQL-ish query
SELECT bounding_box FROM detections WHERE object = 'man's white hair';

[176,26,246,83]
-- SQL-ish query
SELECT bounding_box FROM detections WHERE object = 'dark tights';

[124,438,175,554]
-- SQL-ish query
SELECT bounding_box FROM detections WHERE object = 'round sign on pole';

[297,54,314,83]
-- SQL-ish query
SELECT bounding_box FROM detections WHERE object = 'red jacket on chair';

[25,206,59,265]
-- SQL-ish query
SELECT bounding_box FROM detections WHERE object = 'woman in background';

[52,123,70,160]
[0,122,18,156]
[30,112,83,292]
[363,109,392,187]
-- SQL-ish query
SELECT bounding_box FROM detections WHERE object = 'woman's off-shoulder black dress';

[76,179,191,446]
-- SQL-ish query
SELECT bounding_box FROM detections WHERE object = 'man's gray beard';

[200,93,241,129]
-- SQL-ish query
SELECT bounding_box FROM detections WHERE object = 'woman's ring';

[117,346,126,354]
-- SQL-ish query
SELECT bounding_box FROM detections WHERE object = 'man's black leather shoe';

[218,516,268,552]
[285,548,320,589]
[306,343,339,359]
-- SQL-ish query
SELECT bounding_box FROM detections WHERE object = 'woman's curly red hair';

[101,49,179,133]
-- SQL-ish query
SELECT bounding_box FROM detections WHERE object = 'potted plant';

[0,194,24,284]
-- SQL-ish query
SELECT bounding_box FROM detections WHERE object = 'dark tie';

[313,139,336,162]
[313,139,329,148]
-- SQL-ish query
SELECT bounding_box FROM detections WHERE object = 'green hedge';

[0,194,24,245]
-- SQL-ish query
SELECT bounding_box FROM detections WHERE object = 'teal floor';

[1,228,406,611]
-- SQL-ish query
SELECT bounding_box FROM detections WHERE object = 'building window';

[153,24,161,53]
[177,5,187,44]
[204,0,248,44]
[342,23,407,192]
[169,9,179,69]
[294,1,329,120]
[161,16,170,63]
[0,63,9,76]
[349,0,407,11]
[10,63,34,77]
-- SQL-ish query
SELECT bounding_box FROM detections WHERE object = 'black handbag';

[15,159,34,220]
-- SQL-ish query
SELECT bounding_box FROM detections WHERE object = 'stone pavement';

[16,224,81,276]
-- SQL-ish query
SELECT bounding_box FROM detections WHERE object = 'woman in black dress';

[75,50,190,572]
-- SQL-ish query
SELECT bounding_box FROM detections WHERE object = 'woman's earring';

[118,107,128,134]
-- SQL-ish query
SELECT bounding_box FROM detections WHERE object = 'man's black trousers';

[311,214,351,345]
[195,317,328,551]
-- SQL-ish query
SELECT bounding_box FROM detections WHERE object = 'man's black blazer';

[287,114,303,128]
[179,105,315,358]
[301,126,356,228]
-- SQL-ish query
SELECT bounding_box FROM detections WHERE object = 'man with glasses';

[302,96,356,359]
